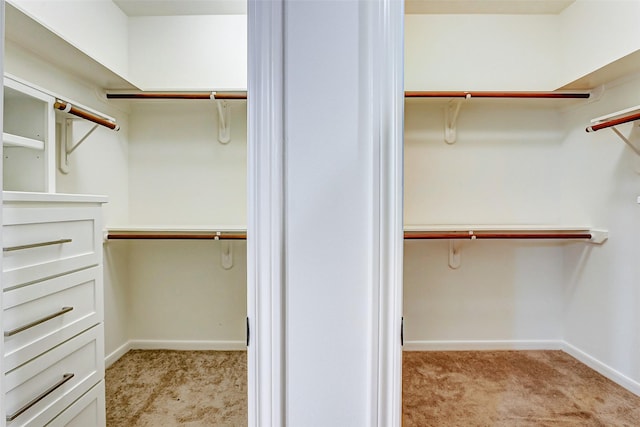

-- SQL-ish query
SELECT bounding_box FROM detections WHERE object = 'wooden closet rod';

[106,232,247,240]
[403,231,593,240]
[106,92,247,100]
[404,91,591,99]
[586,111,640,132]
[54,100,120,131]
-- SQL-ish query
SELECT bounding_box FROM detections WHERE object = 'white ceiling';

[113,0,246,16]
[406,0,575,15]
[114,0,575,17]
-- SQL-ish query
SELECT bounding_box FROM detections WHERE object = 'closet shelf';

[403,225,608,244]
[2,132,44,150]
[105,226,247,241]
[404,91,591,99]
[404,225,607,269]
[105,91,247,100]
[5,3,139,90]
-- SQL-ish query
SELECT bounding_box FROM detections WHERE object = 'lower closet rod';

[403,232,593,240]
[106,233,247,240]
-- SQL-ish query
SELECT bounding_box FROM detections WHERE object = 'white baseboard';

[129,339,247,351]
[403,340,564,351]
[105,339,247,367]
[563,341,640,397]
[105,341,132,368]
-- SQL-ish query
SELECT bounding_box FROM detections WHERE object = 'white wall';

[403,100,568,347]
[560,72,640,391]
[126,101,247,346]
[128,15,247,90]
[127,101,247,226]
[405,14,561,91]
[126,240,247,345]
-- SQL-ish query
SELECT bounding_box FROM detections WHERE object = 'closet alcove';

[2,0,249,425]
[402,1,640,424]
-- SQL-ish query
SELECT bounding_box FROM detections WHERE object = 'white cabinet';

[2,192,107,427]
[2,77,55,193]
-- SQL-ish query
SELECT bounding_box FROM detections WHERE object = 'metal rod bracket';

[60,118,99,174]
[217,100,231,144]
[444,94,470,144]
[448,239,461,269]
[221,240,233,269]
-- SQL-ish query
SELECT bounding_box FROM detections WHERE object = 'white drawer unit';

[2,192,107,427]
[3,267,103,372]
[46,381,105,427]
[5,324,104,427]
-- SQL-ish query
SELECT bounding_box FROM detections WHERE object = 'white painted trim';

[0,3,5,422]
[369,1,405,426]
[105,340,247,369]
[563,342,640,397]
[105,341,132,368]
[130,340,247,351]
[247,0,285,426]
[403,340,564,351]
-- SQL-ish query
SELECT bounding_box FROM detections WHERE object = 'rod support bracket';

[216,100,231,144]
[59,118,99,174]
[448,239,461,269]
[444,94,470,144]
[609,124,640,156]
[221,240,233,269]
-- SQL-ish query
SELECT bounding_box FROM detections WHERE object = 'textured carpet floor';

[106,350,640,426]
[403,350,640,427]
[106,350,246,427]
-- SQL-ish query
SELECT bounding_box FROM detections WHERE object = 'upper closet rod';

[586,111,640,132]
[404,231,593,240]
[106,92,247,100]
[54,100,120,131]
[405,91,591,99]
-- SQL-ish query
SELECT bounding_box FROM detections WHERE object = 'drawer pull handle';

[4,307,74,337]
[6,373,75,422]
[3,238,73,252]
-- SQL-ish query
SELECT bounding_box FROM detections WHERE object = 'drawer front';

[3,206,103,289]
[4,267,103,372]
[5,325,104,427]
[46,381,105,427]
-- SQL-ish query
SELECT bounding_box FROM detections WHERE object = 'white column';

[0,0,5,424]
[248,0,403,425]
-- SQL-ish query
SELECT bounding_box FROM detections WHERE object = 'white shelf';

[106,225,246,233]
[403,224,608,244]
[2,132,45,150]
[3,191,108,204]
[404,224,593,232]
[105,225,247,241]
[5,3,139,90]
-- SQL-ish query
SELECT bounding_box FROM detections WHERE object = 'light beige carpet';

[106,350,247,427]
[107,349,640,426]
[403,350,640,427]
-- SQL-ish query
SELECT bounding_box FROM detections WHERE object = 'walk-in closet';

[2,1,640,426]
[2,1,248,425]
[401,1,640,424]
